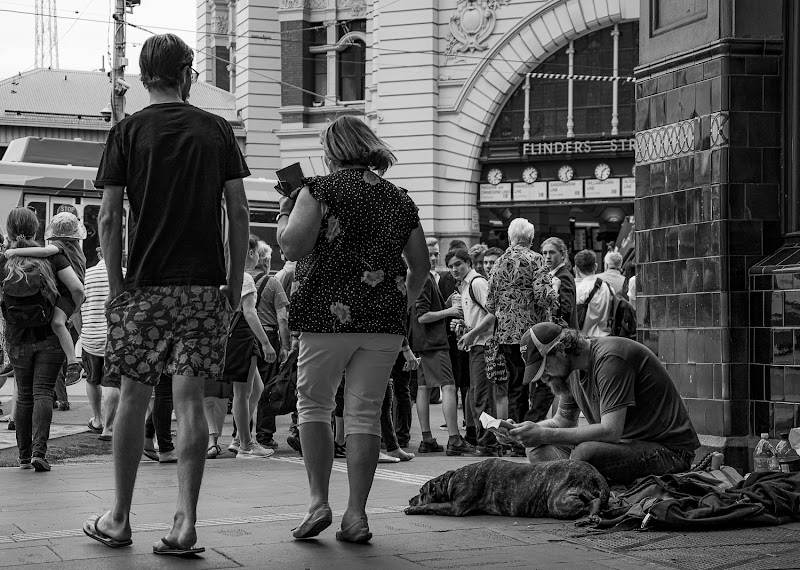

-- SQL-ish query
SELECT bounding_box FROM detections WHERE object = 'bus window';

[83,205,100,268]
[27,202,47,243]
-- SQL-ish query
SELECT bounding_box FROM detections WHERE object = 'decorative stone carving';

[280,0,306,8]
[337,0,366,16]
[447,0,510,55]
[310,0,327,8]
[213,15,229,35]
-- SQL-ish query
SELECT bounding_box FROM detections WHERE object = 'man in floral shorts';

[85,33,251,556]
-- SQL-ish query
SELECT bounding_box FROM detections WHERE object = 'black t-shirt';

[95,102,250,289]
[561,337,701,453]
[0,253,71,344]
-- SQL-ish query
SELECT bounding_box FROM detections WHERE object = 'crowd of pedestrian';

[0,33,697,556]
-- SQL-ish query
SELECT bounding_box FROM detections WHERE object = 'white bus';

[0,137,282,270]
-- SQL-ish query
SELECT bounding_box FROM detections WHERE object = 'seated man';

[509,322,699,485]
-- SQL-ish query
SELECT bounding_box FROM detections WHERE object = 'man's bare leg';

[95,377,152,541]
[101,386,120,438]
[86,381,102,427]
[441,385,460,437]
[162,375,207,548]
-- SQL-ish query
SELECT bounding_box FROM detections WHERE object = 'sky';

[0,0,196,80]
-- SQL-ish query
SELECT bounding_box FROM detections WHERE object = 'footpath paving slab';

[0,456,673,570]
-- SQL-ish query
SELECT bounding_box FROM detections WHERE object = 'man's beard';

[546,376,571,397]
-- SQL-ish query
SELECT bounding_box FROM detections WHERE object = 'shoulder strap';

[467,275,488,313]
[229,273,267,336]
[255,272,270,301]
[585,278,603,306]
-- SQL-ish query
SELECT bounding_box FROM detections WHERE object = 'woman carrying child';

[5,208,87,387]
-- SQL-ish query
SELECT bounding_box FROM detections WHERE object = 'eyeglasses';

[190,67,199,84]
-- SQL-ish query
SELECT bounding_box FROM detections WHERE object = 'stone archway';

[439,0,640,189]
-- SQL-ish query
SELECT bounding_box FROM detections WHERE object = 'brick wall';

[749,248,800,436]
[635,41,782,438]
[280,20,310,108]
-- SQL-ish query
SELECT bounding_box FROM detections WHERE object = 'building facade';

[267,0,641,257]
[197,0,800,469]
[635,0,794,467]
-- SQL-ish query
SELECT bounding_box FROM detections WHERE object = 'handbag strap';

[229,273,269,336]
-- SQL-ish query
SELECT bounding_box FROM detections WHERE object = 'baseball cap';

[521,322,566,385]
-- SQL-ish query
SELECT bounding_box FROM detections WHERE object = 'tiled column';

[635,40,783,468]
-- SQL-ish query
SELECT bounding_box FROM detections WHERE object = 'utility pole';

[111,0,127,126]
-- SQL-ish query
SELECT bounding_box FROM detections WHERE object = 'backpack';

[1,265,55,328]
[607,289,637,339]
[261,350,298,416]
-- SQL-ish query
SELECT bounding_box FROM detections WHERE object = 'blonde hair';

[4,207,58,299]
[256,240,272,273]
[321,115,396,175]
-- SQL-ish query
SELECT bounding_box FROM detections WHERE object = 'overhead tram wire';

[125,20,330,105]
[0,5,632,75]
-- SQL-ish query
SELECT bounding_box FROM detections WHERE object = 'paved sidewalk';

[2,380,799,569]
[0,455,665,570]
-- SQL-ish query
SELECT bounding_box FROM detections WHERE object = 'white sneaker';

[228,437,240,454]
[236,441,274,459]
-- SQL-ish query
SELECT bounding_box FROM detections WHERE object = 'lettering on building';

[520,138,636,156]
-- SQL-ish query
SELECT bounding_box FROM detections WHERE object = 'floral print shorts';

[104,285,232,386]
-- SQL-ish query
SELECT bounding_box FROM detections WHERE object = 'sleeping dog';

[406,458,609,519]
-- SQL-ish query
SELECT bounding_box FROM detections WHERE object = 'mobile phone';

[275,162,306,198]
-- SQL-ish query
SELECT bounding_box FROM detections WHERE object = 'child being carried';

[5,207,87,385]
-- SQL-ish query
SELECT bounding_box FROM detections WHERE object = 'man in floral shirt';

[459,219,558,440]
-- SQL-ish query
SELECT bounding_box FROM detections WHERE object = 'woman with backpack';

[1,207,84,471]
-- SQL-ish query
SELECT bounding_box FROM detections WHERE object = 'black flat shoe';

[292,503,332,539]
[418,439,443,453]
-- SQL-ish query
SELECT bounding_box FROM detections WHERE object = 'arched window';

[490,22,639,140]
[338,35,366,102]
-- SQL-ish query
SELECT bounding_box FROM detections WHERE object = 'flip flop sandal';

[206,445,221,459]
[83,514,132,548]
[153,537,205,556]
[87,419,103,434]
[142,448,159,462]
[98,434,113,441]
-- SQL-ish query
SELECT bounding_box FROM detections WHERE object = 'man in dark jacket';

[409,241,475,457]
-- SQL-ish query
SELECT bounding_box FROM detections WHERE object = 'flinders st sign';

[520,138,636,156]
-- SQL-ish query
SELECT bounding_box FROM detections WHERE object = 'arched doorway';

[477,21,639,264]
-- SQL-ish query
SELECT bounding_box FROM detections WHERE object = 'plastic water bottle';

[753,433,776,473]
[775,432,800,473]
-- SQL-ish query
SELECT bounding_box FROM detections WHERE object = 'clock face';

[522,167,539,184]
[595,163,611,181]
[557,165,574,183]
[487,168,503,185]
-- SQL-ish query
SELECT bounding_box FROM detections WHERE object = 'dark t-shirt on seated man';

[560,336,700,455]
[94,102,250,289]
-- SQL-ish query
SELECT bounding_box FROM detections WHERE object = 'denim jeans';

[144,374,174,453]
[527,439,692,485]
[500,344,528,423]
[9,336,65,461]
[390,352,412,446]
